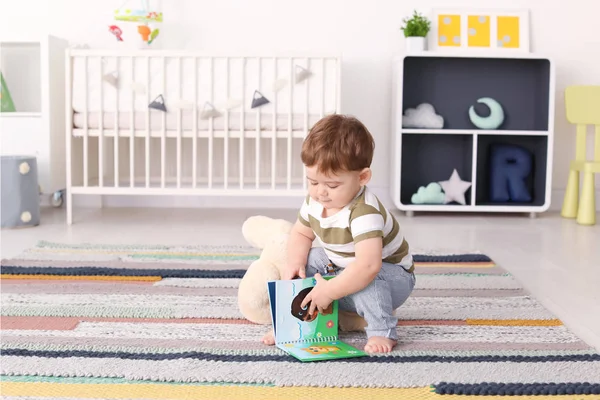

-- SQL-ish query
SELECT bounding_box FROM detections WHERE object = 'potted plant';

[400,10,431,53]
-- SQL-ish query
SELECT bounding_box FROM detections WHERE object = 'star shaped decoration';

[438,169,472,205]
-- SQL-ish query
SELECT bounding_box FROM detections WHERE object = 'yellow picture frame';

[429,9,530,52]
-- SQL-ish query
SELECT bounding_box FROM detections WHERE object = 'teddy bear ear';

[241,216,294,249]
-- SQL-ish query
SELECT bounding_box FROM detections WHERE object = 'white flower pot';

[405,36,426,53]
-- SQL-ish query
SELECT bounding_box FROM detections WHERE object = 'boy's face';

[305,165,371,211]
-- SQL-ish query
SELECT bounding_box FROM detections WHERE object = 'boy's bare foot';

[262,330,275,345]
[364,336,397,353]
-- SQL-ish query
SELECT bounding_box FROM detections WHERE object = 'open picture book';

[267,276,367,362]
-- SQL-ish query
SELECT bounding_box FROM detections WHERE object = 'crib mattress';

[73,111,322,132]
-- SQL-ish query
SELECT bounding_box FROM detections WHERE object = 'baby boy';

[263,114,416,353]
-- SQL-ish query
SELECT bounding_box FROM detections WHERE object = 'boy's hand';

[282,263,305,280]
[301,274,333,316]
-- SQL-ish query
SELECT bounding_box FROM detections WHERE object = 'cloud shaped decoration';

[402,103,444,129]
[411,182,446,204]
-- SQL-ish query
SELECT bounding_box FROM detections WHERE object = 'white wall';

[2,0,599,210]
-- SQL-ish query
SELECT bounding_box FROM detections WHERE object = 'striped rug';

[1,240,599,399]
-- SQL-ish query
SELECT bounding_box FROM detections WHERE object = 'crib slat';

[255,57,261,189]
[83,56,88,187]
[224,57,229,189]
[114,56,119,187]
[336,57,341,114]
[321,59,325,119]
[98,57,104,188]
[303,57,309,191]
[146,56,151,188]
[287,57,293,190]
[160,57,166,188]
[192,57,198,188]
[240,57,245,189]
[208,57,214,189]
[176,57,182,189]
[65,51,73,224]
[271,57,277,190]
[129,56,135,188]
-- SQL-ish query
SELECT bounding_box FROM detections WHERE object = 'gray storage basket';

[1,155,40,228]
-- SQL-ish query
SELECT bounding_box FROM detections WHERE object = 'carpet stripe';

[0,283,240,296]
[414,266,507,275]
[2,357,600,387]
[1,293,556,320]
[153,278,241,288]
[0,282,525,298]
[466,319,563,326]
[414,262,495,268]
[1,335,591,352]
[1,279,154,285]
[0,316,562,331]
[14,249,492,264]
[0,267,247,278]
[26,247,260,258]
[153,274,521,290]
[415,274,521,289]
[6,348,600,364]
[1,267,511,282]
[5,342,595,357]
[2,321,582,343]
[0,317,80,331]
[433,382,600,396]
[1,274,163,282]
[0,316,253,330]
[2,382,595,400]
[1,259,253,270]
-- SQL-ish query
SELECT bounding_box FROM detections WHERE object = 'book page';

[281,339,367,362]
[272,277,339,344]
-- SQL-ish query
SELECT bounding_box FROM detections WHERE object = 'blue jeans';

[304,247,416,340]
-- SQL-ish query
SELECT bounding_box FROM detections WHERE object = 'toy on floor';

[238,215,367,332]
[1,156,40,228]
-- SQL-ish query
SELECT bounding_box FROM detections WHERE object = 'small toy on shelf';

[489,144,533,202]
[438,169,472,205]
[411,182,445,204]
[402,103,444,129]
[468,97,505,129]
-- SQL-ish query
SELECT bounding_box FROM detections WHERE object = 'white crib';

[65,49,341,223]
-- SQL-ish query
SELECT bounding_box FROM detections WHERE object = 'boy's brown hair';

[301,114,375,175]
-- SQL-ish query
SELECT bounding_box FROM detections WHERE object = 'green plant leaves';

[401,10,431,37]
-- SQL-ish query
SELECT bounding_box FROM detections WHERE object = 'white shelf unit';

[390,52,555,214]
[0,35,68,202]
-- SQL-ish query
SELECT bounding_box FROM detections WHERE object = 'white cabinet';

[0,35,68,203]
[390,53,555,215]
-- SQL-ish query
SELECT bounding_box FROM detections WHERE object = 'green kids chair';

[561,85,600,225]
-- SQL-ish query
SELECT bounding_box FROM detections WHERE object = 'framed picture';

[429,9,530,52]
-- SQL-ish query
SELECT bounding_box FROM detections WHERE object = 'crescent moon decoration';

[468,97,505,130]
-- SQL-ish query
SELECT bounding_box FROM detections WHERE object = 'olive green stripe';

[353,230,383,243]
[349,204,381,220]
[298,212,311,227]
[382,216,401,248]
[377,198,388,224]
[308,215,353,245]
[383,239,410,265]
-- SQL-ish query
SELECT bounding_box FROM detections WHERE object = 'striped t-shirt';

[298,186,414,272]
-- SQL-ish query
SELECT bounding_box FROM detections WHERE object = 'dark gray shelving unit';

[390,53,555,214]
